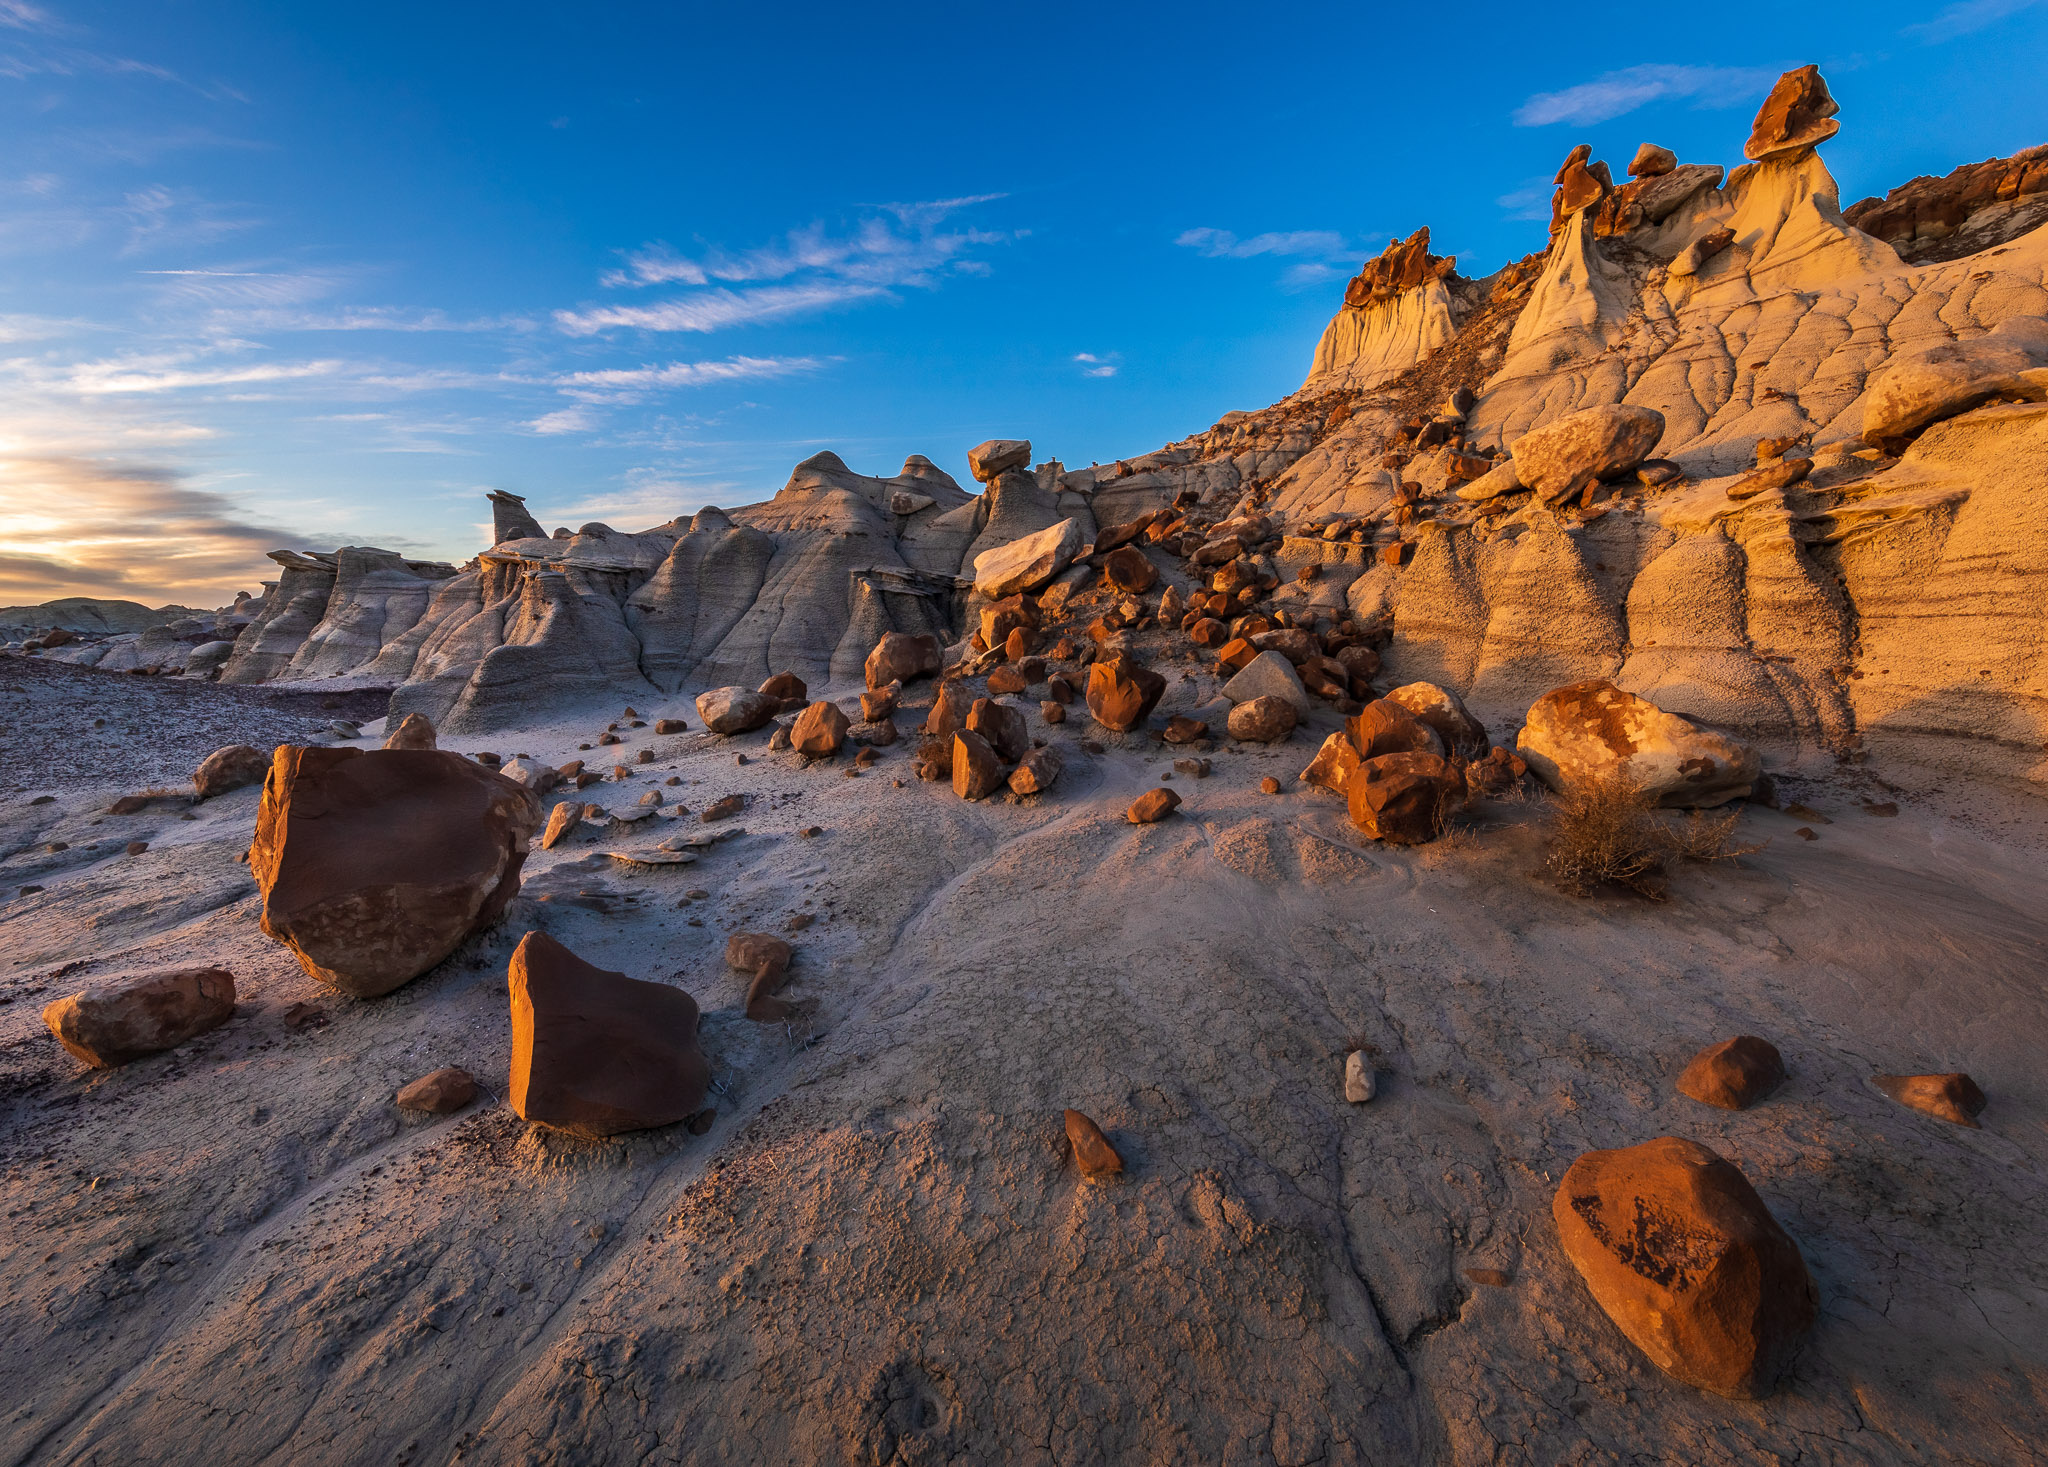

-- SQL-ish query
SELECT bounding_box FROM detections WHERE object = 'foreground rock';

[396,1067,477,1114]
[1385,682,1487,758]
[953,729,1005,800]
[382,713,437,751]
[509,931,709,1137]
[1518,681,1760,808]
[1224,651,1311,718]
[1874,1071,1987,1127]
[1554,1136,1817,1399]
[251,747,541,998]
[194,744,268,799]
[1347,751,1462,844]
[1087,653,1166,733]
[42,968,236,1067]
[1064,1109,1124,1177]
[1008,745,1062,796]
[726,932,796,1021]
[1127,787,1181,824]
[1678,1036,1786,1110]
[1227,695,1297,743]
[1509,405,1666,502]
[696,687,778,736]
[791,700,849,757]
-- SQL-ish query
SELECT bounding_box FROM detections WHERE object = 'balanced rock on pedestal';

[251,746,542,998]
[509,931,709,1137]
[42,967,236,1067]
[1554,1136,1816,1399]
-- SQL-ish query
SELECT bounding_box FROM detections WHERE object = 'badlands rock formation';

[5,66,2048,1467]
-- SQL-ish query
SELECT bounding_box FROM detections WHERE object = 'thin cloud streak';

[1903,0,2043,41]
[1175,227,1350,260]
[1513,63,1775,126]
[555,282,887,336]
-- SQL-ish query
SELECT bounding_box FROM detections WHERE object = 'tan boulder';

[695,686,778,735]
[973,518,1084,597]
[1227,695,1297,743]
[1517,680,1760,808]
[791,700,850,758]
[396,1066,477,1114]
[1064,1109,1123,1178]
[1385,681,1488,758]
[726,931,795,1021]
[1745,64,1839,162]
[759,671,808,706]
[1008,745,1063,796]
[42,967,236,1067]
[1346,751,1462,844]
[967,438,1032,482]
[1554,1136,1816,1399]
[1510,405,1666,502]
[1086,653,1166,733]
[861,684,899,721]
[952,729,1006,800]
[540,799,584,850]
[194,744,268,799]
[1157,583,1184,625]
[1127,787,1181,824]
[1861,317,2048,447]
[1223,649,1311,717]
[865,631,942,689]
[967,697,1029,762]
[1678,1037,1787,1111]
[1874,1072,1987,1127]
[509,931,709,1137]
[1300,731,1362,794]
[382,713,437,751]
[252,747,540,998]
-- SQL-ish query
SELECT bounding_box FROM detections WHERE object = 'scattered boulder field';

[4,66,2047,1465]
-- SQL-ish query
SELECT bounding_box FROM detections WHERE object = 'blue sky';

[3,0,2046,606]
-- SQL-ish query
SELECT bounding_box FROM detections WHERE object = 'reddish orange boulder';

[953,729,1006,800]
[42,967,236,1067]
[1554,1137,1816,1399]
[1874,1071,1987,1127]
[791,699,849,758]
[1064,1109,1124,1177]
[1678,1037,1786,1110]
[923,681,974,739]
[1127,787,1181,824]
[1086,652,1165,733]
[252,746,541,998]
[396,1066,477,1114]
[759,671,808,706]
[865,631,942,690]
[1346,751,1463,844]
[509,931,710,1138]
[1102,545,1158,594]
[966,697,1029,762]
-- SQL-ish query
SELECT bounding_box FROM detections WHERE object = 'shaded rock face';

[1845,143,2048,262]
[865,631,941,690]
[1518,681,1760,809]
[42,968,236,1067]
[194,744,268,799]
[1553,1137,1817,1400]
[1346,751,1461,844]
[251,747,541,998]
[508,932,709,1138]
[396,1067,476,1114]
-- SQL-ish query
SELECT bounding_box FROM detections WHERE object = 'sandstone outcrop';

[1518,682,1760,808]
[1554,1137,1816,1399]
[509,932,709,1137]
[42,967,236,1067]
[974,518,1084,598]
[1861,317,2048,447]
[1509,405,1666,503]
[252,747,541,997]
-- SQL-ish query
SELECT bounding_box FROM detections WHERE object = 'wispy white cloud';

[1903,0,2043,41]
[1175,227,1351,260]
[568,195,1012,335]
[557,355,825,397]
[49,354,344,395]
[0,2,52,31]
[1073,351,1119,379]
[556,281,887,336]
[527,406,599,436]
[1513,64,1775,127]
[119,184,258,255]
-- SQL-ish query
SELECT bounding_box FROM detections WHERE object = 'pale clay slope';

[7,115,2048,1465]
[1,691,2044,1465]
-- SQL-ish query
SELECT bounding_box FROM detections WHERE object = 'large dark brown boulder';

[1346,751,1462,844]
[966,697,1029,762]
[866,631,941,690]
[1345,700,1441,760]
[42,967,236,1067]
[509,931,709,1137]
[1085,652,1165,733]
[1678,1037,1786,1111]
[1554,1137,1816,1399]
[251,746,541,998]
[1102,545,1158,594]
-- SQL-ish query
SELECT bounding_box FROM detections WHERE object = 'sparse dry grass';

[1545,776,1762,898]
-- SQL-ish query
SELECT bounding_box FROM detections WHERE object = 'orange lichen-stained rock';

[1300,731,1362,794]
[1340,226,1457,310]
[1086,652,1166,733]
[1346,751,1463,844]
[251,746,541,998]
[509,931,709,1138]
[1553,1137,1817,1399]
[1518,680,1759,808]
[1064,1108,1124,1178]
